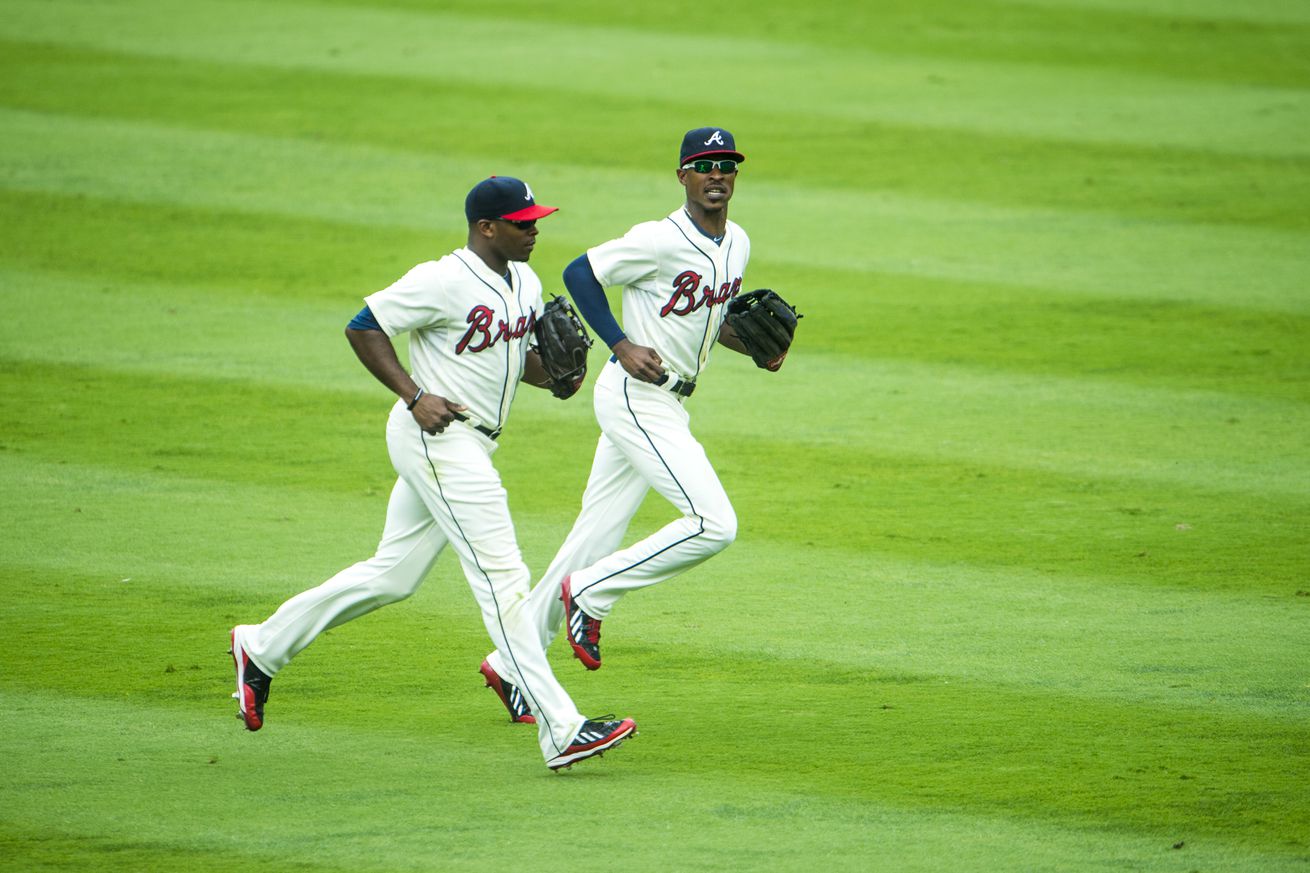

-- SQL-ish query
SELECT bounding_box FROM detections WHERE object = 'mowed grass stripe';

[312,0,1310,88]
[3,39,1307,232]
[4,118,1309,315]
[3,582,1307,860]
[7,489,1302,721]
[3,0,1306,159]
[6,261,1309,408]
[3,361,1305,598]
[1013,0,1310,28]
[5,691,1301,873]
[5,349,1307,504]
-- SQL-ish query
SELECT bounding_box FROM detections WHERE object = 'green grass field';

[2,1,1308,870]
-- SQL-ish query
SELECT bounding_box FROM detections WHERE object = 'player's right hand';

[613,338,665,384]
[413,394,468,435]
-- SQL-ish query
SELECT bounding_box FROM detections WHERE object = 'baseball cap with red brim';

[679,127,746,165]
[464,176,559,222]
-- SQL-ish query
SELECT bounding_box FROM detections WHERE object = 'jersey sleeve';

[363,261,444,337]
[586,221,660,289]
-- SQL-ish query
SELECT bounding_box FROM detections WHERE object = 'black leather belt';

[654,374,696,397]
[451,412,501,441]
[607,355,695,398]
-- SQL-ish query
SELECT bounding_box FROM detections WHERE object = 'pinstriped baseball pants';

[239,400,585,761]
[487,358,737,673]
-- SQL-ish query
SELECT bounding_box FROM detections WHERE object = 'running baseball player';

[478,129,797,721]
[229,176,635,771]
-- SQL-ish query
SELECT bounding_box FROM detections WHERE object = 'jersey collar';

[457,247,515,289]
[675,208,727,247]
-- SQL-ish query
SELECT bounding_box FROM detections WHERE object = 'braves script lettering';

[660,271,742,318]
[457,306,538,354]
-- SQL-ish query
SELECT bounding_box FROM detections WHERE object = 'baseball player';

[479,128,779,710]
[229,177,635,771]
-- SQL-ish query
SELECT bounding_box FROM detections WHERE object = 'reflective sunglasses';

[680,159,739,174]
[498,218,537,231]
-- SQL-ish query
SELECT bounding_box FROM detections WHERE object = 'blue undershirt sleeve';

[563,254,625,349]
[347,304,383,332]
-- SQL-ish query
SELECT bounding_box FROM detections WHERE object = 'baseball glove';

[534,295,593,399]
[725,288,801,371]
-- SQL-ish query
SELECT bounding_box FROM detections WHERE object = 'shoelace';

[581,615,601,644]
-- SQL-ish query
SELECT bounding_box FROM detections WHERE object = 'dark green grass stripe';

[2,39,1307,231]
[0,188,443,300]
[0,825,351,873]
[5,690,1302,872]
[301,0,1310,90]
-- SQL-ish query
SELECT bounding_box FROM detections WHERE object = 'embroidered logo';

[661,270,740,318]
[523,182,534,201]
[457,305,537,354]
[704,131,725,147]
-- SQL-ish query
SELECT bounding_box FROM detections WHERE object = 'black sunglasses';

[680,159,738,174]
[497,218,537,231]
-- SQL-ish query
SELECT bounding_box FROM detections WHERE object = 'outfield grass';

[2,1,1307,870]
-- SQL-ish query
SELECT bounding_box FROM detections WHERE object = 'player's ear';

[473,219,496,239]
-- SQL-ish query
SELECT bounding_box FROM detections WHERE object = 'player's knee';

[702,508,737,552]
[370,579,418,606]
[366,565,426,605]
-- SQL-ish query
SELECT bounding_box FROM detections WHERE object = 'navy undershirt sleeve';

[347,304,382,332]
[563,254,625,349]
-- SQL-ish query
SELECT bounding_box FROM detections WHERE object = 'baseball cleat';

[230,625,272,731]
[561,576,602,670]
[479,659,536,724]
[547,716,637,771]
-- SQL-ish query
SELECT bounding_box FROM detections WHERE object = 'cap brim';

[500,204,558,220]
[682,150,745,164]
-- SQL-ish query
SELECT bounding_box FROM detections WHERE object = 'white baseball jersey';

[246,244,590,763]
[365,248,543,431]
[588,208,751,382]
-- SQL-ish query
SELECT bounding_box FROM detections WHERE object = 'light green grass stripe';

[2,690,1298,873]
[3,0,1306,159]
[3,110,1308,314]
[649,537,1309,718]
[741,353,1310,497]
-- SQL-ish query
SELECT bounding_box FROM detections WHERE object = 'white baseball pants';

[240,400,585,761]
[487,358,736,673]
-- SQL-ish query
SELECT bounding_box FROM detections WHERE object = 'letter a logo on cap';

[704,131,725,147]
[523,182,534,201]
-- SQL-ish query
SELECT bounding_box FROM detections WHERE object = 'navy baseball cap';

[464,176,559,223]
[679,127,745,165]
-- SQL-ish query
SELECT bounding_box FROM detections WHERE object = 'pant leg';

[569,364,737,618]
[244,476,445,675]
[486,430,649,677]
[389,404,585,760]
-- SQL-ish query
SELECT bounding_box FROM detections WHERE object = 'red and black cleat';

[230,625,272,731]
[479,659,536,724]
[561,576,602,670]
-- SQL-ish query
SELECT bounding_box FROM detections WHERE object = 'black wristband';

[406,388,424,410]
